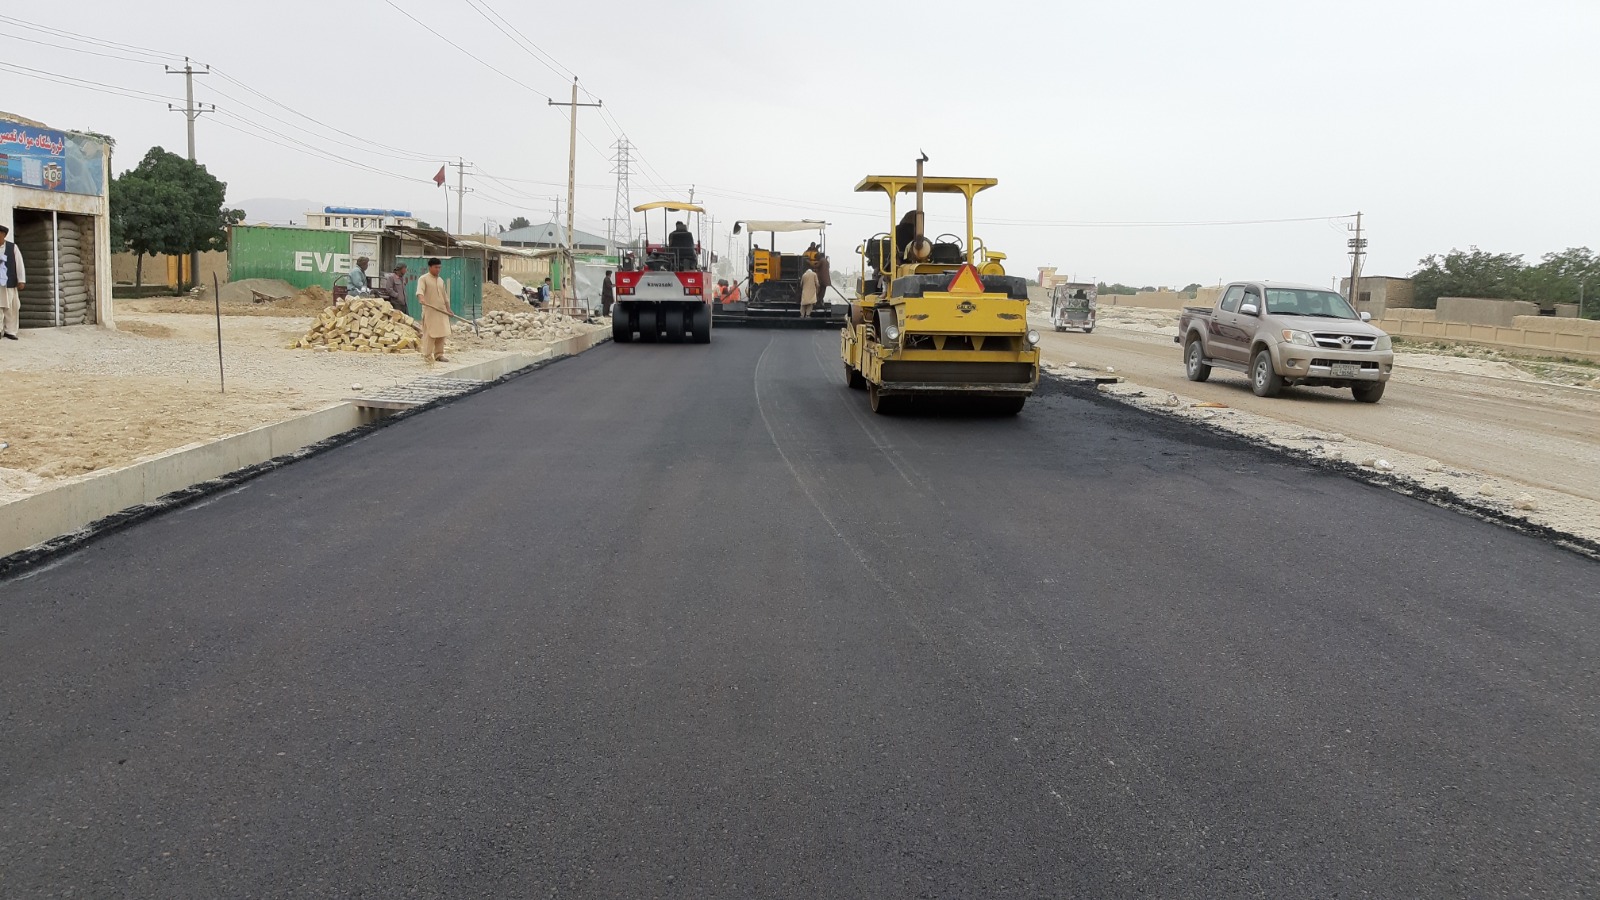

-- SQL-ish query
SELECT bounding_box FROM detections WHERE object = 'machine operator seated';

[666,220,697,271]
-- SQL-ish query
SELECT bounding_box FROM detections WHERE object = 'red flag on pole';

[432,165,446,187]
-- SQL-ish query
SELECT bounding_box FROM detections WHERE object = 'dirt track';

[1033,307,1600,506]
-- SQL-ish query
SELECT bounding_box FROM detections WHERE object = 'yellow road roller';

[841,158,1041,414]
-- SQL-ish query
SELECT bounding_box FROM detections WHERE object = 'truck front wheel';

[1184,338,1211,382]
[1251,348,1283,398]
[1352,381,1386,403]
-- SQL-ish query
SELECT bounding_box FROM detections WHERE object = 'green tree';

[1410,247,1526,309]
[109,147,243,288]
[1520,247,1600,313]
[1181,282,1203,298]
[1096,281,1138,295]
[509,216,531,230]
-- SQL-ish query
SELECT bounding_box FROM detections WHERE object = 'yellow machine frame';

[841,163,1040,414]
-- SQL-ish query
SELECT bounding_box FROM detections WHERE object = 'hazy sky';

[4,0,1597,286]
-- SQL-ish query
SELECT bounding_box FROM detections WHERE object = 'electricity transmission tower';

[611,137,634,253]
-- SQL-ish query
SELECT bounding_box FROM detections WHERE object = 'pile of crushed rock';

[454,309,591,342]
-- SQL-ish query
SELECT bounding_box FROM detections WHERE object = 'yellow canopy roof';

[634,200,706,213]
[854,176,999,196]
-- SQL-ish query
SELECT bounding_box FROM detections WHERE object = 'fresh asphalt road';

[2,328,1597,899]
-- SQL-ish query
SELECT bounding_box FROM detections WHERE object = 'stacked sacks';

[293,298,420,353]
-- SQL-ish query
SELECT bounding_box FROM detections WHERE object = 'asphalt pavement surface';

[3,328,1597,898]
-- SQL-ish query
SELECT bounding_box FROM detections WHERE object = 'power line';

[0,15,457,165]
[0,60,183,105]
[210,69,450,162]
[211,113,434,185]
[460,0,574,84]
[476,170,608,190]
[383,0,554,100]
[0,14,174,62]
[0,31,164,66]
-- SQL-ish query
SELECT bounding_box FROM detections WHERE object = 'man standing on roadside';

[601,270,615,317]
[379,263,408,314]
[416,257,451,363]
[0,224,25,341]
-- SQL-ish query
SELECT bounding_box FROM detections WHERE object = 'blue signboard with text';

[0,123,106,196]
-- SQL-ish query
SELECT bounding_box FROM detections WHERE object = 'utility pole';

[167,58,212,290]
[1346,211,1367,311]
[451,159,475,237]
[549,78,602,304]
[704,214,715,273]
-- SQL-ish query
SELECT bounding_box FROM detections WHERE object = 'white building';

[301,206,420,270]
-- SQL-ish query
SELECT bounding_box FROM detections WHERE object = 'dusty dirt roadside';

[1032,305,1600,543]
[1,308,605,504]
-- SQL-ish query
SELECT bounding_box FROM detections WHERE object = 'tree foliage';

[1096,281,1139,295]
[109,147,243,284]
[509,216,531,230]
[1411,245,1600,314]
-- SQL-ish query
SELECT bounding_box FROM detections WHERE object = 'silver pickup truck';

[1176,280,1394,402]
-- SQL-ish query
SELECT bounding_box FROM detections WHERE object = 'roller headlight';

[1026,329,1041,346]
[884,325,901,342]
[1281,328,1315,347]
[1373,334,1392,351]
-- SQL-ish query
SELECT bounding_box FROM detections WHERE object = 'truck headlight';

[1373,334,1392,351]
[884,325,901,342]
[1026,330,1041,346]
[1281,329,1315,347]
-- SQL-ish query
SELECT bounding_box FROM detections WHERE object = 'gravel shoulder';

[1033,305,1600,544]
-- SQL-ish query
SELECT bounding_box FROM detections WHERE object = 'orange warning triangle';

[946,264,985,294]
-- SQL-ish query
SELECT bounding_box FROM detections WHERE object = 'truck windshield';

[1265,289,1359,319]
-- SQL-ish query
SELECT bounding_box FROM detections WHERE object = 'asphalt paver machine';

[712,219,847,328]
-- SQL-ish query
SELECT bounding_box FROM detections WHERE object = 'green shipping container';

[399,256,484,321]
[228,225,355,291]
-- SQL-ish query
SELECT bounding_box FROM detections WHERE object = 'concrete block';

[1437,296,1540,327]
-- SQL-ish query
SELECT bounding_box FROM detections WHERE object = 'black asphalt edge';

[0,343,606,581]
[1040,374,1600,563]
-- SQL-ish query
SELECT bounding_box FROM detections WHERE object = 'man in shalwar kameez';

[416,257,452,363]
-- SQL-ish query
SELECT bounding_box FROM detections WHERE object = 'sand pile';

[482,282,530,313]
[138,280,336,317]
[292,298,420,353]
[219,278,298,304]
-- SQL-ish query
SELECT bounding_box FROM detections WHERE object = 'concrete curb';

[0,329,610,575]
